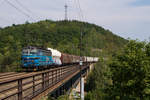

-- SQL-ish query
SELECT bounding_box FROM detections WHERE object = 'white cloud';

[0,0,149,41]
[78,0,150,40]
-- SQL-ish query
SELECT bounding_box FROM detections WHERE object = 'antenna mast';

[64,4,68,20]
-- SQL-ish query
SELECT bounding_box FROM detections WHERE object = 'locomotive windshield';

[30,49,37,54]
[22,49,29,55]
[22,46,37,55]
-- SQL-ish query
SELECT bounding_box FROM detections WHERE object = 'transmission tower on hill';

[64,4,68,20]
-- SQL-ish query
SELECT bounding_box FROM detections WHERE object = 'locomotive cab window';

[30,49,37,55]
[37,49,42,55]
[47,51,52,56]
[46,50,52,56]
[22,49,29,55]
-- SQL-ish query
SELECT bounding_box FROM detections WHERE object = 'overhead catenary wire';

[73,0,86,100]
[15,0,40,21]
[0,0,19,27]
[77,0,83,20]
[74,0,86,49]
[73,0,82,21]
[15,0,33,14]
[5,0,35,21]
[74,0,85,21]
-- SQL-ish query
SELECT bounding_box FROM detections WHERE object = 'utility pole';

[64,4,68,20]
[80,25,84,100]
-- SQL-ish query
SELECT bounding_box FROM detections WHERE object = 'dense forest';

[0,20,127,72]
[85,40,150,100]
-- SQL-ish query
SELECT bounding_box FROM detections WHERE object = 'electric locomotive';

[21,46,54,69]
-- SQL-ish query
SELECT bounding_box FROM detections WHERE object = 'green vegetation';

[85,40,150,100]
[3,19,148,100]
[0,20,126,72]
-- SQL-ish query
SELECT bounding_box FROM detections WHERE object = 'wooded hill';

[0,20,127,72]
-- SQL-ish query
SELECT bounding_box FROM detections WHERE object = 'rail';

[0,65,88,100]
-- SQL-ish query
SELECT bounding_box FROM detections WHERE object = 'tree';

[107,40,150,100]
[85,57,111,100]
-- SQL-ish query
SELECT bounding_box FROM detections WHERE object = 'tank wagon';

[21,46,98,70]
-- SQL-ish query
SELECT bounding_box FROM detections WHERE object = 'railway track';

[0,72,26,80]
[0,66,67,83]
[0,64,79,83]
[0,72,16,76]
[0,64,84,100]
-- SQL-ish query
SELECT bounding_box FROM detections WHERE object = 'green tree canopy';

[107,40,150,100]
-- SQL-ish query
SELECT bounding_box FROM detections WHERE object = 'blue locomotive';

[21,46,54,69]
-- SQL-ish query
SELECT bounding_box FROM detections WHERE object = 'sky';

[0,0,150,41]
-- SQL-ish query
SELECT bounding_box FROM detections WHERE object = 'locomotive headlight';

[80,61,83,66]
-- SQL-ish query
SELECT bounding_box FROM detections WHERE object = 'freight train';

[21,46,98,70]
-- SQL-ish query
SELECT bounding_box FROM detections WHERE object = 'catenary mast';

[64,4,68,20]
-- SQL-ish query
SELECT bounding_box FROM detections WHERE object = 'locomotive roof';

[47,48,61,57]
[23,46,50,52]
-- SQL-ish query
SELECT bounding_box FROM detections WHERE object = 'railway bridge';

[0,63,95,100]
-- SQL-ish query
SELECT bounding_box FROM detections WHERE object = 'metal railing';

[0,65,88,100]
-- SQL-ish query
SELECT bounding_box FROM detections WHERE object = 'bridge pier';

[69,64,95,99]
